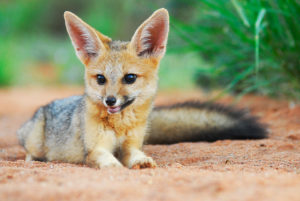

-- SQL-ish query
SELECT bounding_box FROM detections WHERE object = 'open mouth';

[107,106,121,114]
[107,98,135,114]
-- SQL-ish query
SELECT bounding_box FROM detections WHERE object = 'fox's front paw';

[97,156,123,169]
[100,160,123,168]
[88,149,124,169]
[130,156,157,169]
[124,150,157,169]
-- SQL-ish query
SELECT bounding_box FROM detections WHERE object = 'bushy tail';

[145,101,267,144]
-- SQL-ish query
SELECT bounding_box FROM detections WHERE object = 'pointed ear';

[64,11,108,64]
[130,8,169,58]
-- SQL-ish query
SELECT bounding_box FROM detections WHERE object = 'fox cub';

[18,9,266,169]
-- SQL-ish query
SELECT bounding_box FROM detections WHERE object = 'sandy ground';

[0,87,300,201]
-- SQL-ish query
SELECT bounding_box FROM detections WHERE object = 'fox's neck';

[84,95,153,133]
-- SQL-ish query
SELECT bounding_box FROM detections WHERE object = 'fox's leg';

[86,147,122,168]
[121,126,157,169]
[24,120,45,160]
[17,108,46,161]
[85,130,122,168]
[25,154,33,162]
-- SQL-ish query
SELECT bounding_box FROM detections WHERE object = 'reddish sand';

[0,87,300,201]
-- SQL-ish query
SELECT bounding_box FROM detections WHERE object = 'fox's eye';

[123,74,137,84]
[96,74,106,85]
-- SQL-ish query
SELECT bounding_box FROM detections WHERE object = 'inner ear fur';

[130,8,169,58]
[64,11,111,63]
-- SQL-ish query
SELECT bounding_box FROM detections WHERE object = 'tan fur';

[24,120,45,159]
[150,108,236,134]
[76,10,168,168]
[147,107,236,144]
[83,94,154,168]
[67,9,167,168]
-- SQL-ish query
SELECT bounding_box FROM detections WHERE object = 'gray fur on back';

[17,95,86,162]
[43,95,83,145]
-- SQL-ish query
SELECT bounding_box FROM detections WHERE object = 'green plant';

[171,0,300,98]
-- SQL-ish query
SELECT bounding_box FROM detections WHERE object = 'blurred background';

[0,0,299,99]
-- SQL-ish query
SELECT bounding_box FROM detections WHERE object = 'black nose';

[105,96,117,106]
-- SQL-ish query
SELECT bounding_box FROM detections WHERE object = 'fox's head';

[64,9,169,114]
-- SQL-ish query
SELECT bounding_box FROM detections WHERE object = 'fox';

[17,8,267,169]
